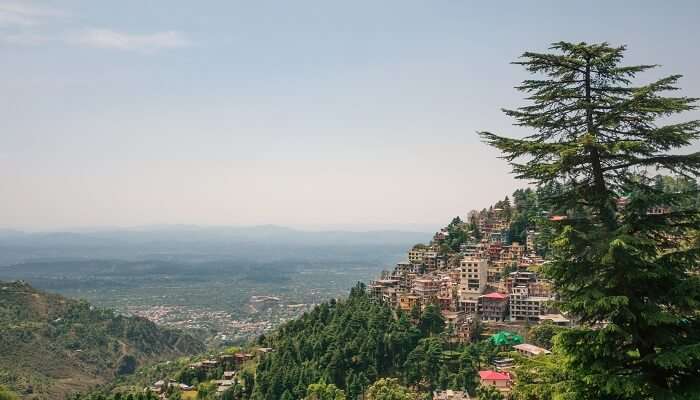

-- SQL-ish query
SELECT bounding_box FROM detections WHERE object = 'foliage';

[0,281,205,399]
[306,381,347,400]
[526,322,567,350]
[252,284,418,399]
[250,284,484,399]
[402,337,443,390]
[510,352,572,400]
[197,382,217,399]
[365,379,418,400]
[481,41,700,398]
[444,217,470,252]
[0,385,19,400]
[418,304,444,336]
[476,384,504,400]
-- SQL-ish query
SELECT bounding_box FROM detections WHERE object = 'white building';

[458,257,487,297]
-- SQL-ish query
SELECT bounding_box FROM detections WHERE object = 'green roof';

[490,331,524,346]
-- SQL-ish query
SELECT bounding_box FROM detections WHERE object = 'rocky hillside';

[0,281,205,399]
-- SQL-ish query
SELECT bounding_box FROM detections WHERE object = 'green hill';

[0,281,205,399]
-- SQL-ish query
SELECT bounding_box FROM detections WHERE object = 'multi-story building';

[459,257,488,297]
[505,271,538,292]
[437,257,447,270]
[509,286,551,321]
[489,229,509,244]
[526,230,536,254]
[368,278,401,308]
[423,250,438,270]
[408,247,439,270]
[387,262,416,292]
[393,261,414,275]
[399,293,420,311]
[437,275,457,310]
[443,312,475,344]
[408,248,425,264]
[487,262,506,283]
[458,297,479,314]
[487,243,503,262]
[479,292,508,321]
[442,310,466,327]
[413,277,439,305]
[509,242,525,260]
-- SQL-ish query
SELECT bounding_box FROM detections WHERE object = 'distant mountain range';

[0,225,431,266]
[0,280,206,399]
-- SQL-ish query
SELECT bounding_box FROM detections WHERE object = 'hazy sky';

[2,1,699,231]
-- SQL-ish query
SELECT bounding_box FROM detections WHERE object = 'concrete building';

[399,293,420,311]
[459,257,487,296]
[413,277,439,305]
[526,230,536,253]
[505,271,538,292]
[458,298,479,314]
[509,286,550,321]
[442,310,466,327]
[368,278,402,308]
[478,292,508,321]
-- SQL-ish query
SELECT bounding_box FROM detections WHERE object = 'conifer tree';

[480,42,700,398]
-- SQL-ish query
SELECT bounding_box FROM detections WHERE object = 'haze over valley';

[0,225,430,343]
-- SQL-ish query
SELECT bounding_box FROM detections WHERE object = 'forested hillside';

[0,281,205,399]
[252,283,486,399]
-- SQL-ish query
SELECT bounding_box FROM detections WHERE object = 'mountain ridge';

[0,280,206,399]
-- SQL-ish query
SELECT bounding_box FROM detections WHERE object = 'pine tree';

[480,42,700,398]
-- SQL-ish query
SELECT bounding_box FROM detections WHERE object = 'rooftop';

[538,313,570,323]
[480,292,507,300]
[479,370,511,381]
[513,343,552,355]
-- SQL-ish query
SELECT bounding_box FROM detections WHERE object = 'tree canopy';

[481,41,700,398]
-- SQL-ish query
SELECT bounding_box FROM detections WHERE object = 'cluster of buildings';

[369,207,568,343]
[369,205,574,396]
[148,348,274,398]
[149,380,194,397]
[187,351,254,371]
[126,303,282,344]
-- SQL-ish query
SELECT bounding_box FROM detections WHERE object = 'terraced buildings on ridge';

[369,203,568,342]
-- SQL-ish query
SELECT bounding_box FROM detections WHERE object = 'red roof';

[479,370,511,381]
[549,215,567,221]
[481,292,507,300]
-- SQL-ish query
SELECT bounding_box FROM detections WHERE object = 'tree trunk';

[584,59,615,230]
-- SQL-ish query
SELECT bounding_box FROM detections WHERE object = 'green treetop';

[365,379,418,400]
[306,382,347,400]
[0,386,19,400]
[481,41,700,398]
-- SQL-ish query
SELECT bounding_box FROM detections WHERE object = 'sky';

[2,1,699,231]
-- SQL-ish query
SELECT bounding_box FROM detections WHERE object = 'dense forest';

[251,283,490,400]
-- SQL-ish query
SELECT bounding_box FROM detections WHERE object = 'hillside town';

[368,201,566,396]
[370,204,563,323]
